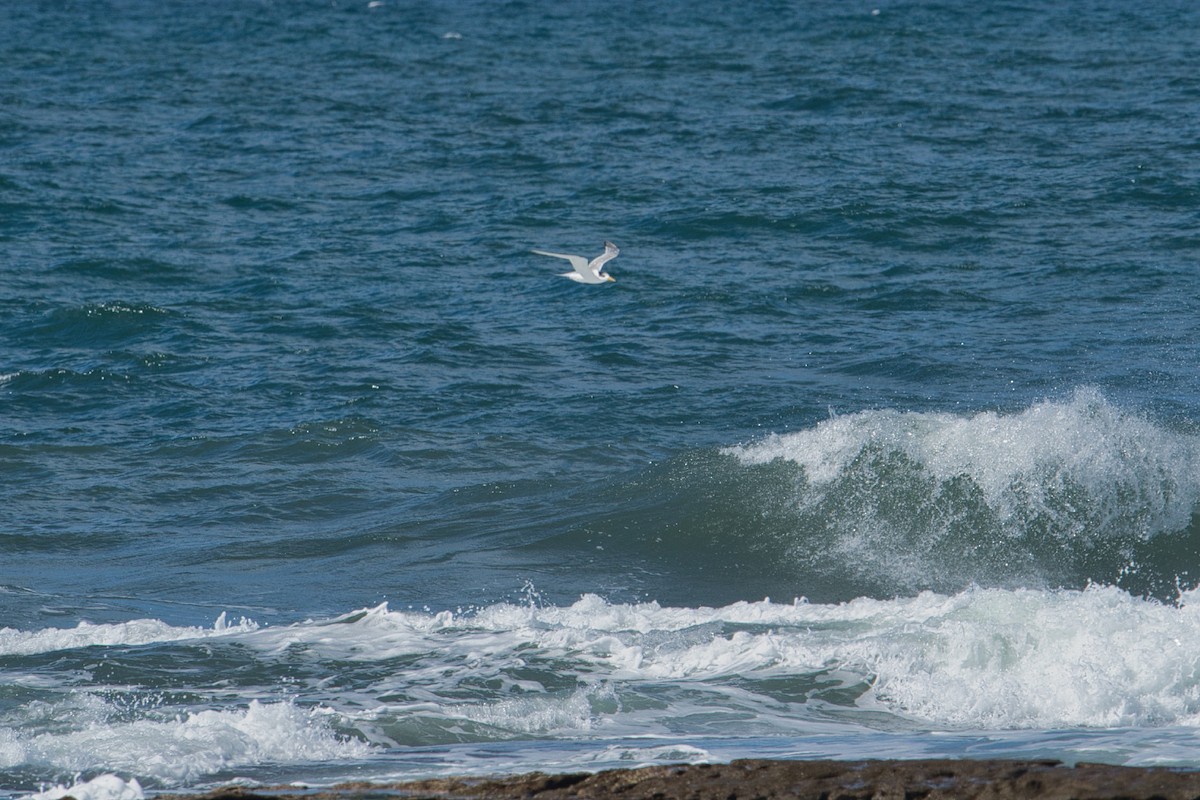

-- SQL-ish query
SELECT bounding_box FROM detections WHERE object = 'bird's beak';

[606,275,616,282]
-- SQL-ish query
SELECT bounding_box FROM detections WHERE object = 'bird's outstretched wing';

[590,241,620,271]
[532,249,590,273]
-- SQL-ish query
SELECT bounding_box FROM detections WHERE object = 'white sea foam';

[231,587,1200,735]
[0,613,257,658]
[453,686,606,735]
[854,585,1200,728]
[14,589,1195,741]
[9,587,1200,787]
[2,700,370,786]
[26,775,142,800]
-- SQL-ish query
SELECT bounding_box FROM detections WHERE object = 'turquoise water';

[4,0,1200,796]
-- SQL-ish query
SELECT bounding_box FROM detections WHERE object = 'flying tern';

[532,241,619,284]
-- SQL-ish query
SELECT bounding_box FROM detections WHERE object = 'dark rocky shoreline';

[157,758,1200,800]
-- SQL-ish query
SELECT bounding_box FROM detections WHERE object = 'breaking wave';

[715,389,1200,599]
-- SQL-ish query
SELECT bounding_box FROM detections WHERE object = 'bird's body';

[532,241,619,283]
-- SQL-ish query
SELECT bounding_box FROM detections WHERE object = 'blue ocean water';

[4,0,1200,796]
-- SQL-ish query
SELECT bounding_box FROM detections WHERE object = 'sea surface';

[3,0,1200,797]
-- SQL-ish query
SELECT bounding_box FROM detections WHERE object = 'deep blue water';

[3,0,1200,796]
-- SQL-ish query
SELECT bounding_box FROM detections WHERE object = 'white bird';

[532,241,619,284]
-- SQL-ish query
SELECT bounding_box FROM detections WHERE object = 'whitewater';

[14,586,1200,799]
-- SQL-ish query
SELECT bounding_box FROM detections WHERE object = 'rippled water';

[3,0,1200,796]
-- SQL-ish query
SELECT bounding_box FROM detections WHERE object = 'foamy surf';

[27,775,142,800]
[270,589,1200,732]
[7,586,1200,792]
[0,613,256,658]
[0,700,370,787]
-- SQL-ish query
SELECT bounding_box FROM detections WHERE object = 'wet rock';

[161,759,1200,800]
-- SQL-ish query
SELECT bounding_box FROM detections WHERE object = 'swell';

[561,390,1200,603]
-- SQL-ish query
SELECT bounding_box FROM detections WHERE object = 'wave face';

[708,390,1200,601]
[550,391,1200,607]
